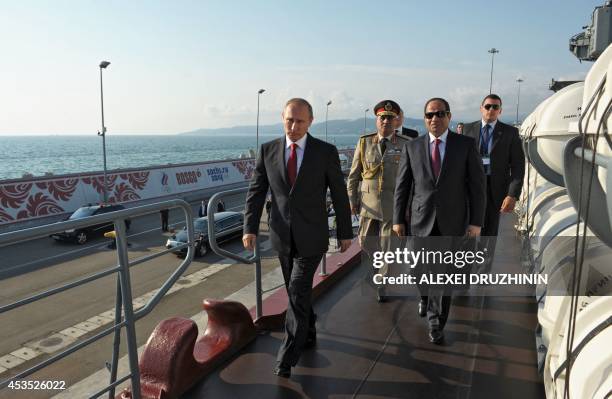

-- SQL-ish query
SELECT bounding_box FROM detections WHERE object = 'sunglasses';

[483,104,501,110]
[424,110,449,119]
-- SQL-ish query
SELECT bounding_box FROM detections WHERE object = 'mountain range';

[179,118,428,136]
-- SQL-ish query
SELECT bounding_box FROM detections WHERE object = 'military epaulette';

[360,132,377,139]
[396,134,412,140]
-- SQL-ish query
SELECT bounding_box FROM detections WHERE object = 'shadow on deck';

[184,215,545,399]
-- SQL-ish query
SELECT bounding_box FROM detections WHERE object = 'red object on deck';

[121,299,256,399]
[120,241,362,398]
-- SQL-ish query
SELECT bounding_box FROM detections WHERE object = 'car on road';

[50,204,131,245]
[166,211,244,257]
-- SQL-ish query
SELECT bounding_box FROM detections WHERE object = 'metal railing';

[206,188,263,319]
[205,188,345,319]
[0,199,196,399]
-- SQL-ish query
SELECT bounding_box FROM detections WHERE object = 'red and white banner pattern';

[0,159,256,226]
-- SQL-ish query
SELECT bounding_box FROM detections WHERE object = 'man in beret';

[347,100,411,302]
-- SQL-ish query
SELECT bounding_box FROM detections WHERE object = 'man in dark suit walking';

[393,98,485,344]
[395,109,419,138]
[462,94,525,238]
[243,98,353,377]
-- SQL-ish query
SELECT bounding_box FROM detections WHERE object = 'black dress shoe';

[418,299,427,317]
[429,329,444,345]
[376,287,388,303]
[273,362,291,378]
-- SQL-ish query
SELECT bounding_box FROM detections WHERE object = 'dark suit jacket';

[244,133,353,257]
[401,127,419,138]
[463,120,525,208]
[393,132,486,236]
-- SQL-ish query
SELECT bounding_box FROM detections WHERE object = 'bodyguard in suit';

[462,94,525,237]
[347,100,411,302]
[393,98,485,344]
[396,109,419,138]
[243,98,353,377]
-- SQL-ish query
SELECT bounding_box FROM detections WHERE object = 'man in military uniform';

[347,100,411,302]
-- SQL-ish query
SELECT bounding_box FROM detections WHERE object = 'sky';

[0,0,605,135]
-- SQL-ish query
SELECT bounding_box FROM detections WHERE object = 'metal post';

[363,108,369,133]
[107,278,123,399]
[256,89,265,156]
[254,238,262,319]
[113,220,141,399]
[319,255,327,276]
[325,100,332,142]
[488,48,499,94]
[516,78,524,124]
[98,61,110,203]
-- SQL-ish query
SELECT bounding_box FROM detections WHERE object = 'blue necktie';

[481,124,491,175]
[480,124,490,156]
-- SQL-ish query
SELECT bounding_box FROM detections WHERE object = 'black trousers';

[479,176,501,273]
[482,176,501,237]
[420,220,452,331]
[276,235,322,366]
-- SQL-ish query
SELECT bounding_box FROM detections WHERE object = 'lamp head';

[258,89,265,94]
[99,61,110,69]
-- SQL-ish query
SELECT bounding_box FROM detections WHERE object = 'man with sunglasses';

[348,100,411,302]
[393,98,485,344]
[463,95,525,239]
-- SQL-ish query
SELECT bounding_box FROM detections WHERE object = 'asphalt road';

[0,202,280,399]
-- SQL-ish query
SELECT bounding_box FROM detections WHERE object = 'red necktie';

[431,138,441,179]
[287,143,298,186]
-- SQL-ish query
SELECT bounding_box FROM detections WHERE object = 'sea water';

[0,134,360,181]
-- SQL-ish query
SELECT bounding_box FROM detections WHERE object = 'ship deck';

[184,215,545,399]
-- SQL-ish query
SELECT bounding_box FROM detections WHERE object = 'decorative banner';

[0,158,253,226]
[0,149,354,227]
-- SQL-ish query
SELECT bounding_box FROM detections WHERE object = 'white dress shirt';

[284,133,308,173]
[481,119,498,130]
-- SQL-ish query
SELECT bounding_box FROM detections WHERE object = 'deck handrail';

[206,188,263,319]
[0,199,196,399]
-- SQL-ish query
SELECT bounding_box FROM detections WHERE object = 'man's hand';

[350,204,360,216]
[339,239,352,252]
[466,225,481,237]
[242,233,257,250]
[500,196,517,213]
[392,224,405,236]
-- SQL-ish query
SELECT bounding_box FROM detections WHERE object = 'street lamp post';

[516,78,524,125]
[488,48,499,94]
[256,89,265,156]
[363,108,369,133]
[325,100,332,142]
[97,61,110,203]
